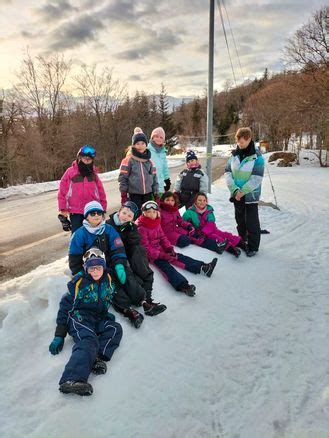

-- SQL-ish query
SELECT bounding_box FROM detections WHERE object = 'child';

[160,191,227,254]
[175,150,208,209]
[136,200,218,297]
[224,127,265,257]
[107,200,167,316]
[69,200,147,328]
[58,145,107,232]
[118,132,159,211]
[183,192,242,258]
[148,127,171,194]
[49,249,122,396]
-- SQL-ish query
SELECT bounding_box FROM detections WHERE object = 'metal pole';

[206,0,215,193]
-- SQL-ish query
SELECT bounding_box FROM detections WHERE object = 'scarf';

[194,204,207,215]
[83,219,106,235]
[132,147,151,160]
[113,212,122,226]
[160,201,178,213]
[78,159,94,177]
[235,140,256,162]
[186,162,201,170]
[150,141,164,152]
[139,215,161,229]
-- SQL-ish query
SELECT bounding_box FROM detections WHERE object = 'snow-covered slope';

[0,164,328,438]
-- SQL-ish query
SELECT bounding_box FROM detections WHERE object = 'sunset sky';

[0,0,324,97]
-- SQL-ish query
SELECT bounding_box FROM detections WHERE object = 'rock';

[268,152,297,163]
[277,159,292,167]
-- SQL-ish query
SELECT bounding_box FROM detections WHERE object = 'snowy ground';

[0,162,328,438]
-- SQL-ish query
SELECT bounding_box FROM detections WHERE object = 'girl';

[183,192,243,258]
[148,127,171,194]
[107,200,167,316]
[160,191,227,254]
[49,249,122,396]
[118,132,159,211]
[175,150,208,209]
[69,200,147,328]
[58,145,107,232]
[136,200,218,297]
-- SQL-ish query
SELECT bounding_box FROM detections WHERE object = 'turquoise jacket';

[147,141,170,193]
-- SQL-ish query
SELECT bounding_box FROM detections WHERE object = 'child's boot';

[216,238,228,254]
[177,283,196,297]
[226,246,241,258]
[92,357,107,375]
[143,298,167,316]
[59,380,93,396]
[125,308,144,328]
[201,257,218,277]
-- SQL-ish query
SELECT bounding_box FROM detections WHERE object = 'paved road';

[0,157,227,281]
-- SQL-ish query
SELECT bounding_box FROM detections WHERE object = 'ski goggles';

[78,145,96,158]
[83,247,105,262]
[141,200,159,211]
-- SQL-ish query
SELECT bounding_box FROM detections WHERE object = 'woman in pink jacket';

[58,145,107,232]
[160,192,227,254]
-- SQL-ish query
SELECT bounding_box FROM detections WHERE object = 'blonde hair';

[235,127,252,141]
[125,145,133,156]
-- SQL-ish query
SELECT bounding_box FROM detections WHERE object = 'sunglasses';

[89,210,103,217]
[142,201,159,211]
[87,266,104,272]
[80,145,96,158]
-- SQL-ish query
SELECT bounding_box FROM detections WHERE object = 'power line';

[216,0,237,85]
[222,0,245,81]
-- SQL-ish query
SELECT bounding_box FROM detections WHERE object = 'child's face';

[187,159,198,167]
[152,133,164,146]
[87,211,104,227]
[237,137,251,149]
[195,195,207,209]
[118,207,134,223]
[143,208,158,219]
[80,156,93,164]
[88,265,104,281]
[134,141,147,153]
[164,196,175,206]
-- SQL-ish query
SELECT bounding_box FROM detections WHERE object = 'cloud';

[128,74,142,81]
[48,14,105,50]
[35,0,78,22]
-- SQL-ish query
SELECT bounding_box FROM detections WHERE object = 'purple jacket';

[160,203,191,245]
[58,161,107,214]
[136,215,173,262]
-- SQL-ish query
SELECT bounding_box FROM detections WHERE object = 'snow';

[1,163,329,437]
[0,160,184,200]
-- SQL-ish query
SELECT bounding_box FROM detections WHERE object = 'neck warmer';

[83,219,106,235]
[113,212,122,226]
[194,204,207,214]
[139,215,161,229]
[186,162,201,170]
[78,159,94,177]
[160,201,178,213]
[132,147,151,160]
[150,141,164,151]
[236,140,255,161]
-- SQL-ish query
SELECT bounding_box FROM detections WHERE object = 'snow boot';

[246,249,257,257]
[59,381,93,396]
[216,238,228,254]
[201,258,218,277]
[177,283,196,297]
[125,308,144,328]
[226,246,241,258]
[91,357,107,375]
[143,299,167,316]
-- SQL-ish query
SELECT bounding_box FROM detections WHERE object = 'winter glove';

[164,178,171,192]
[115,264,126,285]
[49,336,64,355]
[121,192,128,205]
[58,214,72,232]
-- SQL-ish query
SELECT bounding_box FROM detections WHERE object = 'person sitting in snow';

[49,248,122,396]
[136,200,218,297]
[68,200,148,328]
[224,127,265,257]
[175,150,208,209]
[183,192,243,258]
[107,200,166,317]
[58,145,107,233]
[159,191,227,254]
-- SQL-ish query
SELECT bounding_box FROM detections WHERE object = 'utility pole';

[206,0,215,193]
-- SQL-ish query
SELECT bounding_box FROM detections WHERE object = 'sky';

[0,0,324,97]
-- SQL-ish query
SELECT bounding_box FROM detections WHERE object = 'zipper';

[140,162,146,194]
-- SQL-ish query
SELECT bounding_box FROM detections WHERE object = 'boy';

[175,150,208,208]
[107,200,167,316]
[49,249,122,396]
[224,127,264,257]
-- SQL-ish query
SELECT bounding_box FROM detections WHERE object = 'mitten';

[164,178,171,192]
[49,336,64,355]
[121,192,128,205]
[115,264,126,285]
[58,214,72,232]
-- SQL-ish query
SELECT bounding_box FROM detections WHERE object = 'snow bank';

[1,164,329,437]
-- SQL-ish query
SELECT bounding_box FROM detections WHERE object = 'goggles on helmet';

[141,200,159,211]
[83,247,105,263]
[78,145,96,158]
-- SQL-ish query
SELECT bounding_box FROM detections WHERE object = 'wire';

[216,0,237,85]
[222,0,245,81]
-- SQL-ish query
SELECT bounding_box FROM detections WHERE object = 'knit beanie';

[84,256,106,272]
[84,201,105,218]
[186,150,198,162]
[151,127,165,141]
[132,132,148,146]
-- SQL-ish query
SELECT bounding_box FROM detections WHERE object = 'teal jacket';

[147,141,170,193]
[182,204,215,229]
